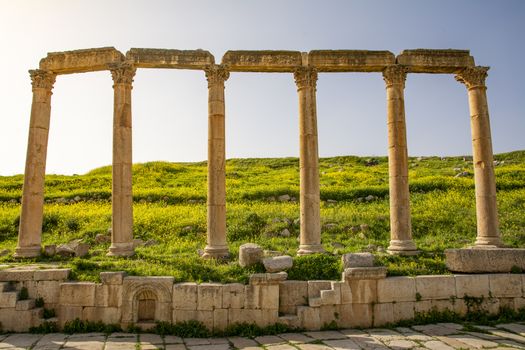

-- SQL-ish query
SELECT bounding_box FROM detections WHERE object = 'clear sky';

[0,0,524,175]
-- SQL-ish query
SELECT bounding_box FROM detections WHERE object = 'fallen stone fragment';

[263,255,293,272]
[239,243,263,267]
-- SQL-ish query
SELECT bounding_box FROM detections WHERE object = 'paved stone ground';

[1,322,525,349]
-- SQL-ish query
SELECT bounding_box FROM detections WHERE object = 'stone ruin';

[2,47,524,332]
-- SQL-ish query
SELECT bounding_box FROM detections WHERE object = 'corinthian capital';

[109,62,136,85]
[455,66,489,90]
[382,65,408,88]
[294,67,317,90]
[205,65,230,87]
[29,70,56,91]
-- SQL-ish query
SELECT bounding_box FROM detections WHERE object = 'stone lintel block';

[173,283,197,310]
[445,248,525,273]
[344,267,387,280]
[197,283,223,310]
[222,50,302,72]
[15,298,35,311]
[33,268,71,281]
[59,282,96,306]
[36,280,60,304]
[126,48,214,69]
[377,276,416,303]
[0,268,35,281]
[396,49,475,73]
[309,50,395,72]
[40,47,125,74]
[489,274,523,297]
[454,274,490,298]
[0,291,17,307]
[222,283,245,309]
[249,272,287,285]
[415,275,456,300]
[100,271,126,285]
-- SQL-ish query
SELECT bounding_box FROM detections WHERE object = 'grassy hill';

[1,151,524,283]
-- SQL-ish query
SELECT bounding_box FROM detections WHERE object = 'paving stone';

[437,323,464,331]
[448,334,499,348]
[368,328,404,340]
[228,336,259,348]
[498,324,525,336]
[208,338,230,344]
[105,333,137,350]
[295,344,333,350]
[345,335,389,350]
[164,336,184,344]
[140,333,164,345]
[339,329,368,336]
[394,328,433,341]
[412,325,458,336]
[254,335,285,346]
[436,335,475,349]
[385,339,419,349]
[423,340,455,350]
[141,345,164,350]
[489,330,525,344]
[278,333,316,343]
[463,331,502,341]
[67,333,106,339]
[188,344,230,350]
[62,339,105,350]
[165,345,188,350]
[184,338,211,346]
[496,339,525,349]
[32,333,68,350]
[324,338,361,350]
[266,345,297,350]
[0,334,42,348]
[304,330,347,340]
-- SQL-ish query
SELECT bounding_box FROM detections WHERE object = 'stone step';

[15,298,36,311]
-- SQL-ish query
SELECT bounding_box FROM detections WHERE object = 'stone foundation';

[1,267,524,332]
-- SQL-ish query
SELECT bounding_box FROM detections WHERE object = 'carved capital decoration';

[205,65,230,87]
[294,67,318,90]
[109,62,136,85]
[29,70,56,91]
[455,66,489,90]
[382,65,408,88]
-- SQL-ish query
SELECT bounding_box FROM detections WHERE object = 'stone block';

[489,274,522,297]
[197,283,223,310]
[244,284,261,309]
[58,305,83,327]
[377,276,416,303]
[0,268,35,281]
[393,301,415,322]
[431,299,455,313]
[309,50,395,72]
[445,248,525,273]
[173,309,197,323]
[228,308,262,325]
[342,253,375,268]
[213,308,228,331]
[222,50,302,72]
[279,280,308,314]
[348,279,377,304]
[36,280,61,304]
[15,298,35,311]
[222,283,244,309]
[239,243,263,267]
[100,271,126,285]
[195,310,213,330]
[261,308,279,327]
[308,280,332,300]
[94,284,121,308]
[415,275,455,300]
[260,284,279,310]
[249,272,288,285]
[59,282,96,306]
[262,255,293,272]
[297,306,321,330]
[396,49,475,73]
[319,304,339,327]
[338,303,373,328]
[20,280,39,298]
[0,291,17,307]
[320,289,338,305]
[33,269,70,281]
[414,300,432,314]
[514,297,525,310]
[173,283,197,310]
[0,308,36,332]
[455,274,490,298]
[40,47,125,74]
[373,303,394,326]
[126,48,214,69]
[344,267,387,280]
[82,306,120,324]
[340,281,352,304]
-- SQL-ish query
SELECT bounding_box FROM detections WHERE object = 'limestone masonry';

[5,47,524,332]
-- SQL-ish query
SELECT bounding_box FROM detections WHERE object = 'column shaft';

[203,65,229,259]
[295,67,324,255]
[15,70,56,258]
[383,65,418,255]
[456,67,501,247]
[108,64,136,256]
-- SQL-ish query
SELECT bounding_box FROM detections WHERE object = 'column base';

[474,236,503,248]
[107,242,135,257]
[387,239,419,256]
[297,244,325,256]
[202,245,229,259]
[13,245,41,258]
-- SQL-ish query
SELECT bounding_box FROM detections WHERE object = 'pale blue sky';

[0,0,524,175]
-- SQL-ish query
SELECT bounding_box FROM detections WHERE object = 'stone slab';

[415,275,456,300]
[39,47,124,74]
[396,49,475,73]
[222,50,302,72]
[126,48,214,69]
[309,50,395,72]
[445,248,525,273]
[344,267,387,280]
[33,268,71,281]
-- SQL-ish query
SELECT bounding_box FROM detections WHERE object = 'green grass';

[1,151,524,282]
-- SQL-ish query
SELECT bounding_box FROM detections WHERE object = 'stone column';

[456,66,502,247]
[15,70,56,258]
[294,67,324,255]
[108,63,136,257]
[202,65,230,259]
[383,65,418,255]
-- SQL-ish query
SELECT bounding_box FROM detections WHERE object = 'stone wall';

[1,267,524,332]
